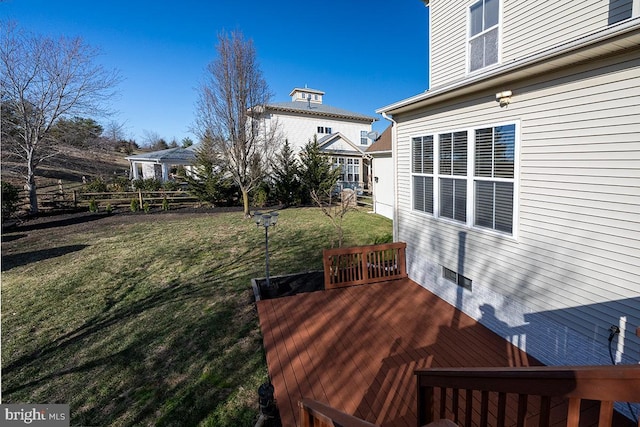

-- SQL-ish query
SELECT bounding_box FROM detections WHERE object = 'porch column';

[161,163,170,181]
[131,162,139,180]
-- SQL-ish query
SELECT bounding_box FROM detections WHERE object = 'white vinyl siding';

[502,0,634,63]
[430,0,637,88]
[394,52,640,366]
[430,1,468,88]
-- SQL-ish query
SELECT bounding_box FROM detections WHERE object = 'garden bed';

[253,271,325,301]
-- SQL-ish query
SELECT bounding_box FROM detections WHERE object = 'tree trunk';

[26,152,39,214]
[242,189,250,218]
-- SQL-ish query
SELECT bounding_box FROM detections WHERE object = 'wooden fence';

[322,242,407,289]
[16,189,199,212]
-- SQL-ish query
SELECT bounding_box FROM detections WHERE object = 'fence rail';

[15,189,199,212]
[322,242,407,289]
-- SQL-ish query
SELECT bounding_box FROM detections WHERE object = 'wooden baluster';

[539,396,551,427]
[497,392,507,427]
[566,397,581,427]
[439,387,447,419]
[597,401,613,427]
[516,394,528,427]
[465,389,473,427]
[452,388,460,424]
[480,390,489,426]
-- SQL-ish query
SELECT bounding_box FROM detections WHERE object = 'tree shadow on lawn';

[1,244,89,271]
[5,211,109,232]
[2,248,263,426]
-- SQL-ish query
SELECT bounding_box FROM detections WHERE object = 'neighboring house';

[377,0,640,372]
[126,146,196,182]
[366,125,394,220]
[259,87,378,190]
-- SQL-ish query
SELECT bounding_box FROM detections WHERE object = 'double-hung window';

[474,124,515,233]
[412,136,434,214]
[361,130,368,145]
[346,158,360,183]
[469,0,499,72]
[439,131,468,222]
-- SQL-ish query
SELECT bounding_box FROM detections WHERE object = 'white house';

[126,146,196,182]
[366,125,394,220]
[261,87,378,190]
[378,0,640,373]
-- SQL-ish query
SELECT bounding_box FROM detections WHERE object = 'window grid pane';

[440,178,467,222]
[453,131,468,176]
[413,176,433,214]
[439,133,452,175]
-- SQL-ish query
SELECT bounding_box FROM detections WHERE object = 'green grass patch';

[1,207,392,426]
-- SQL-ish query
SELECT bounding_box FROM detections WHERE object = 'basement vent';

[442,266,472,291]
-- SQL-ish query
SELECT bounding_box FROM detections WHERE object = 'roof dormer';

[290,87,325,104]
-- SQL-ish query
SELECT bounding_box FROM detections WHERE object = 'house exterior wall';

[393,51,640,366]
[263,112,373,154]
[371,153,394,220]
[430,0,636,89]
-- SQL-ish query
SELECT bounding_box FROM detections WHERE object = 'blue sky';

[3,0,430,144]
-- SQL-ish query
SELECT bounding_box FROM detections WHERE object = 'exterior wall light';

[496,90,512,107]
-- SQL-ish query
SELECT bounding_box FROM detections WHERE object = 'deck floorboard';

[257,278,543,427]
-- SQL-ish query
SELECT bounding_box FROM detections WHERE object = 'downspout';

[381,112,399,242]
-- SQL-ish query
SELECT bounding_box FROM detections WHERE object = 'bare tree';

[194,30,280,217]
[103,120,127,145]
[0,21,121,213]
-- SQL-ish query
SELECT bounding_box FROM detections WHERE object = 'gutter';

[381,112,399,242]
[377,17,640,115]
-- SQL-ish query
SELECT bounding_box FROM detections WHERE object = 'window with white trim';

[469,0,499,72]
[346,158,360,183]
[474,124,515,233]
[412,136,434,214]
[439,131,468,222]
[360,130,368,145]
[411,122,517,236]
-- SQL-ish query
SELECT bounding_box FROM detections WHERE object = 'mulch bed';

[255,271,325,300]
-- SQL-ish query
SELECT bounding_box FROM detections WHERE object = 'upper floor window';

[469,0,499,72]
[360,130,368,145]
[317,126,332,134]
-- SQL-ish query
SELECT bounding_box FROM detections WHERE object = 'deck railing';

[299,399,377,427]
[322,242,407,289]
[416,365,640,427]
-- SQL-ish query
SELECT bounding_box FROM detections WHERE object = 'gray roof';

[265,100,377,122]
[126,146,197,163]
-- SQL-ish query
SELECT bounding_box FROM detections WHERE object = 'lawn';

[1,207,392,426]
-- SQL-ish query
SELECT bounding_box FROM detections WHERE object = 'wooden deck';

[256,278,541,427]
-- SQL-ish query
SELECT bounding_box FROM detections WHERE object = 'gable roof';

[317,133,369,157]
[265,100,377,123]
[125,146,197,164]
[366,125,392,154]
